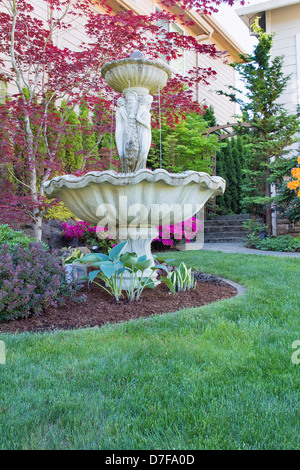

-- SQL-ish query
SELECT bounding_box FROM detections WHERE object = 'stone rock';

[77,246,91,255]
[277,224,289,235]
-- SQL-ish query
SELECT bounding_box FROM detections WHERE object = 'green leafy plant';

[64,248,85,265]
[148,112,220,174]
[0,224,47,251]
[160,262,196,294]
[242,218,269,236]
[243,218,270,249]
[44,201,74,222]
[246,235,300,252]
[119,251,168,301]
[79,242,168,301]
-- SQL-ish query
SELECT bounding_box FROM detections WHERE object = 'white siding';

[270,3,300,115]
[196,46,236,125]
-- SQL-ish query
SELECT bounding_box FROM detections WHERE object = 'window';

[169,22,185,76]
[155,7,185,75]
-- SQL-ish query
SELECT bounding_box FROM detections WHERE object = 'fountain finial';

[130,50,145,59]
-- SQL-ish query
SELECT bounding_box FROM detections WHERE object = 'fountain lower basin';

[43,169,225,282]
[43,168,225,226]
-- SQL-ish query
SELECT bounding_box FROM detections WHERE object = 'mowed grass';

[0,250,299,450]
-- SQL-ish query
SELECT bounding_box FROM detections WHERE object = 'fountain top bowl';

[101,51,172,95]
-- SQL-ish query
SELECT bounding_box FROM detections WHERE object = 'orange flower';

[291,167,300,178]
[288,157,300,198]
[287,180,299,190]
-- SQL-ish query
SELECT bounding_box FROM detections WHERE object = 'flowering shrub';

[287,156,300,197]
[0,243,76,321]
[62,221,95,241]
[61,221,116,253]
[154,216,203,246]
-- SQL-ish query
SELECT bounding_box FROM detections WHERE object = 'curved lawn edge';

[217,277,247,298]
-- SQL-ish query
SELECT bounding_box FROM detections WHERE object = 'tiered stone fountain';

[44,51,225,282]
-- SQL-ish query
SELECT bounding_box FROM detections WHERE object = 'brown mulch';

[0,277,237,334]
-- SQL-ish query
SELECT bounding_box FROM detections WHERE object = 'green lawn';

[0,250,299,450]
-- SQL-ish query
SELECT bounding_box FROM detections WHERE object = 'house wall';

[268,3,300,119]
[266,4,300,235]
[195,40,236,125]
[121,0,238,124]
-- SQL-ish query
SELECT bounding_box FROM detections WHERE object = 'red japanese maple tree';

[0,0,244,240]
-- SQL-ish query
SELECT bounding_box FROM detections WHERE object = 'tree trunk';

[24,112,43,242]
[265,169,273,235]
[34,215,43,243]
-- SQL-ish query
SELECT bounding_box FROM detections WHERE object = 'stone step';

[204,235,246,243]
[206,214,251,221]
[205,230,247,238]
[204,220,250,227]
[203,214,253,243]
[205,225,248,233]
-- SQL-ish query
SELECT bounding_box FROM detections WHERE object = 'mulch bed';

[0,273,237,334]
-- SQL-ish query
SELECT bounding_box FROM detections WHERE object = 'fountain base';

[117,226,160,286]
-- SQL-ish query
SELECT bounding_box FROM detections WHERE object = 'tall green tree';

[220,22,300,233]
[216,138,244,214]
[59,101,83,173]
[148,113,220,174]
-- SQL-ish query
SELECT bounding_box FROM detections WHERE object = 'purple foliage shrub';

[0,243,75,321]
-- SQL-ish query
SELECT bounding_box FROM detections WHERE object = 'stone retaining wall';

[277,218,300,236]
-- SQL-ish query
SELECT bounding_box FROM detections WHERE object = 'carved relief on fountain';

[116,91,153,173]
[101,50,170,173]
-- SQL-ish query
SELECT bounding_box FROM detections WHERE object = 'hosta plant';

[64,248,85,265]
[160,262,197,294]
[79,242,168,301]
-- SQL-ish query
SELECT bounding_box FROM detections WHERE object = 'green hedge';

[0,224,47,250]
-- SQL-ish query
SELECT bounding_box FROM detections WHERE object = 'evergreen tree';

[60,101,83,173]
[232,139,242,212]
[203,105,217,127]
[220,21,300,233]
[79,105,98,159]
[148,113,221,175]
[215,136,248,214]
[216,146,228,213]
